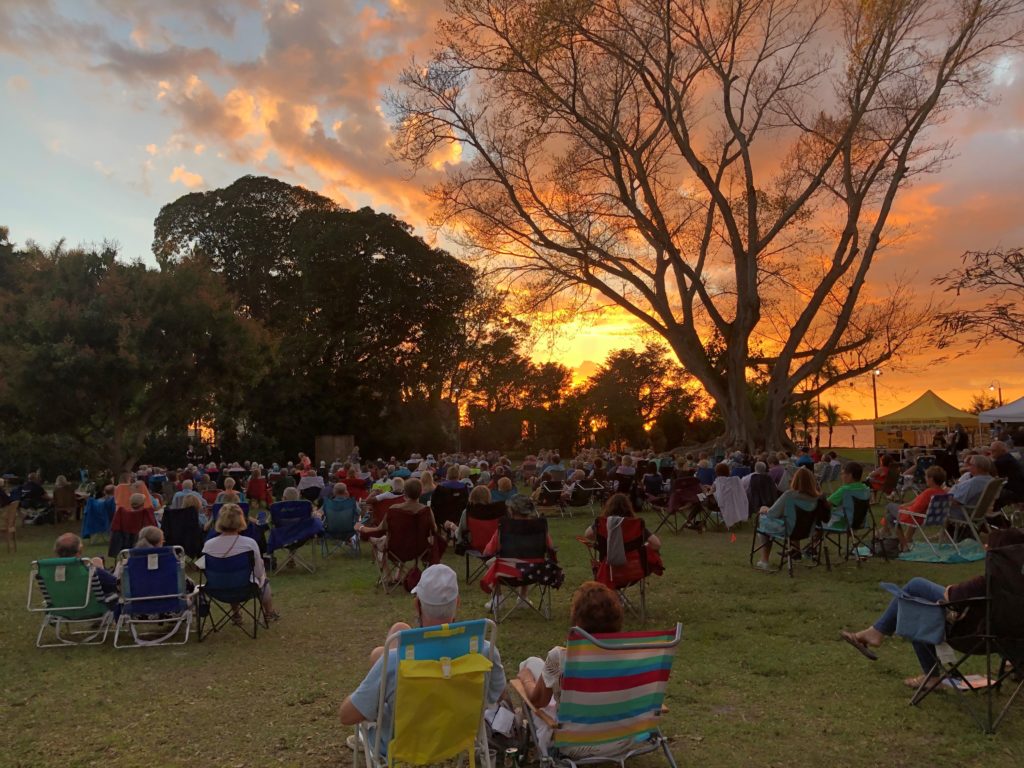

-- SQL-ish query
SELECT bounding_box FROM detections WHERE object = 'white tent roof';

[979,395,1024,424]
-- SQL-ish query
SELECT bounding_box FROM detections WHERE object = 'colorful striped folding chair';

[354,619,499,768]
[520,624,682,768]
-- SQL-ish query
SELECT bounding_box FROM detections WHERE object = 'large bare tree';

[392,0,1024,448]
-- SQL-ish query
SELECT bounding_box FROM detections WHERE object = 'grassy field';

[1,508,1020,768]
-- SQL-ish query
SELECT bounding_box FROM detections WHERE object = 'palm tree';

[819,402,851,448]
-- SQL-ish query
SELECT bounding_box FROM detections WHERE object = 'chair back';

[29,557,112,620]
[986,541,1024,647]
[211,502,251,525]
[668,476,702,513]
[300,486,321,502]
[537,480,564,505]
[659,465,675,482]
[593,516,648,587]
[747,474,780,517]
[643,474,665,497]
[615,474,635,495]
[838,489,872,530]
[111,506,154,535]
[119,546,188,615]
[384,619,496,766]
[547,469,566,483]
[880,466,900,494]
[161,506,206,558]
[497,516,549,560]
[202,551,257,603]
[922,493,953,527]
[730,465,752,479]
[430,484,469,528]
[269,500,313,527]
[553,625,682,752]
[971,477,1006,520]
[914,455,936,483]
[385,505,435,562]
[81,496,114,538]
[202,490,220,505]
[784,496,820,540]
[695,467,716,487]
[323,497,360,538]
[465,502,508,552]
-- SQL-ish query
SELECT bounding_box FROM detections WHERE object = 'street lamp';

[989,380,1003,407]
[872,369,882,420]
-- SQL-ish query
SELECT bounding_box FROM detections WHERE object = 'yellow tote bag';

[389,653,493,767]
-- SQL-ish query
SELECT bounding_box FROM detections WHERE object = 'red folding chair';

[462,502,508,583]
[581,516,657,621]
[375,506,436,594]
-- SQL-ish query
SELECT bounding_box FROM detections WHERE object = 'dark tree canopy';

[153,176,491,457]
[0,238,268,473]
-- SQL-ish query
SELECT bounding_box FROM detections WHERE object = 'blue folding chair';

[268,500,323,574]
[321,496,361,558]
[114,545,193,648]
[81,496,115,542]
[355,619,499,768]
[197,551,266,641]
[695,466,716,486]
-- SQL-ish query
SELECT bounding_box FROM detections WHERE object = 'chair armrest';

[509,678,557,730]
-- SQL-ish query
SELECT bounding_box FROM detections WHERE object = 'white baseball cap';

[412,564,459,606]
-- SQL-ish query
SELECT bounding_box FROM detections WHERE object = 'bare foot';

[855,627,885,648]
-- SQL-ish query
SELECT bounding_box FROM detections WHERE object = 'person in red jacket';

[885,465,947,551]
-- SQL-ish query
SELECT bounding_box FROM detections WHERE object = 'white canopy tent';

[979,396,1024,424]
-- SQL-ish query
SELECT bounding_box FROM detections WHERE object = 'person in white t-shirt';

[201,502,279,621]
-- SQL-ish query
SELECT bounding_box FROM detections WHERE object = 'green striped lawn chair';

[27,557,115,647]
[527,624,683,768]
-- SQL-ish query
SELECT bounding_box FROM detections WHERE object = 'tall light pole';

[872,369,882,420]
[453,387,461,454]
[990,380,1003,407]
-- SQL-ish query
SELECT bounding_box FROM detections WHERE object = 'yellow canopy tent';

[874,390,979,448]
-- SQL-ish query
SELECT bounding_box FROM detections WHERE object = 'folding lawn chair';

[511,624,683,768]
[536,480,565,516]
[898,539,1024,733]
[27,557,116,647]
[80,496,113,544]
[815,488,879,571]
[428,484,469,531]
[581,516,653,621]
[202,490,220,506]
[897,493,956,557]
[613,474,635,497]
[113,545,193,648]
[196,551,267,641]
[561,484,597,518]
[872,467,900,505]
[950,477,1006,544]
[490,516,561,623]
[268,499,323,574]
[749,496,819,577]
[321,496,361,558]
[353,619,499,768]
[661,476,702,534]
[462,501,508,584]
[161,506,206,560]
[375,505,435,594]
[695,467,716,487]
[746,473,780,522]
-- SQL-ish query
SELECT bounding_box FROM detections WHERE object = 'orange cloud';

[168,164,204,188]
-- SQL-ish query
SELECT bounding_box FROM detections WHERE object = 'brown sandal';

[840,631,879,661]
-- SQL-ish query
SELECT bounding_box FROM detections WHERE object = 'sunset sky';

[2,0,1023,420]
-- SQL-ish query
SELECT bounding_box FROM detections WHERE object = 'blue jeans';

[873,577,945,674]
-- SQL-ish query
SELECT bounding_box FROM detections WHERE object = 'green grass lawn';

[1,511,1020,768]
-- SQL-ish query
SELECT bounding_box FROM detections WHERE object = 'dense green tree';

[580,347,686,449]
[154,176,494,457]
[0,236,269,473]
